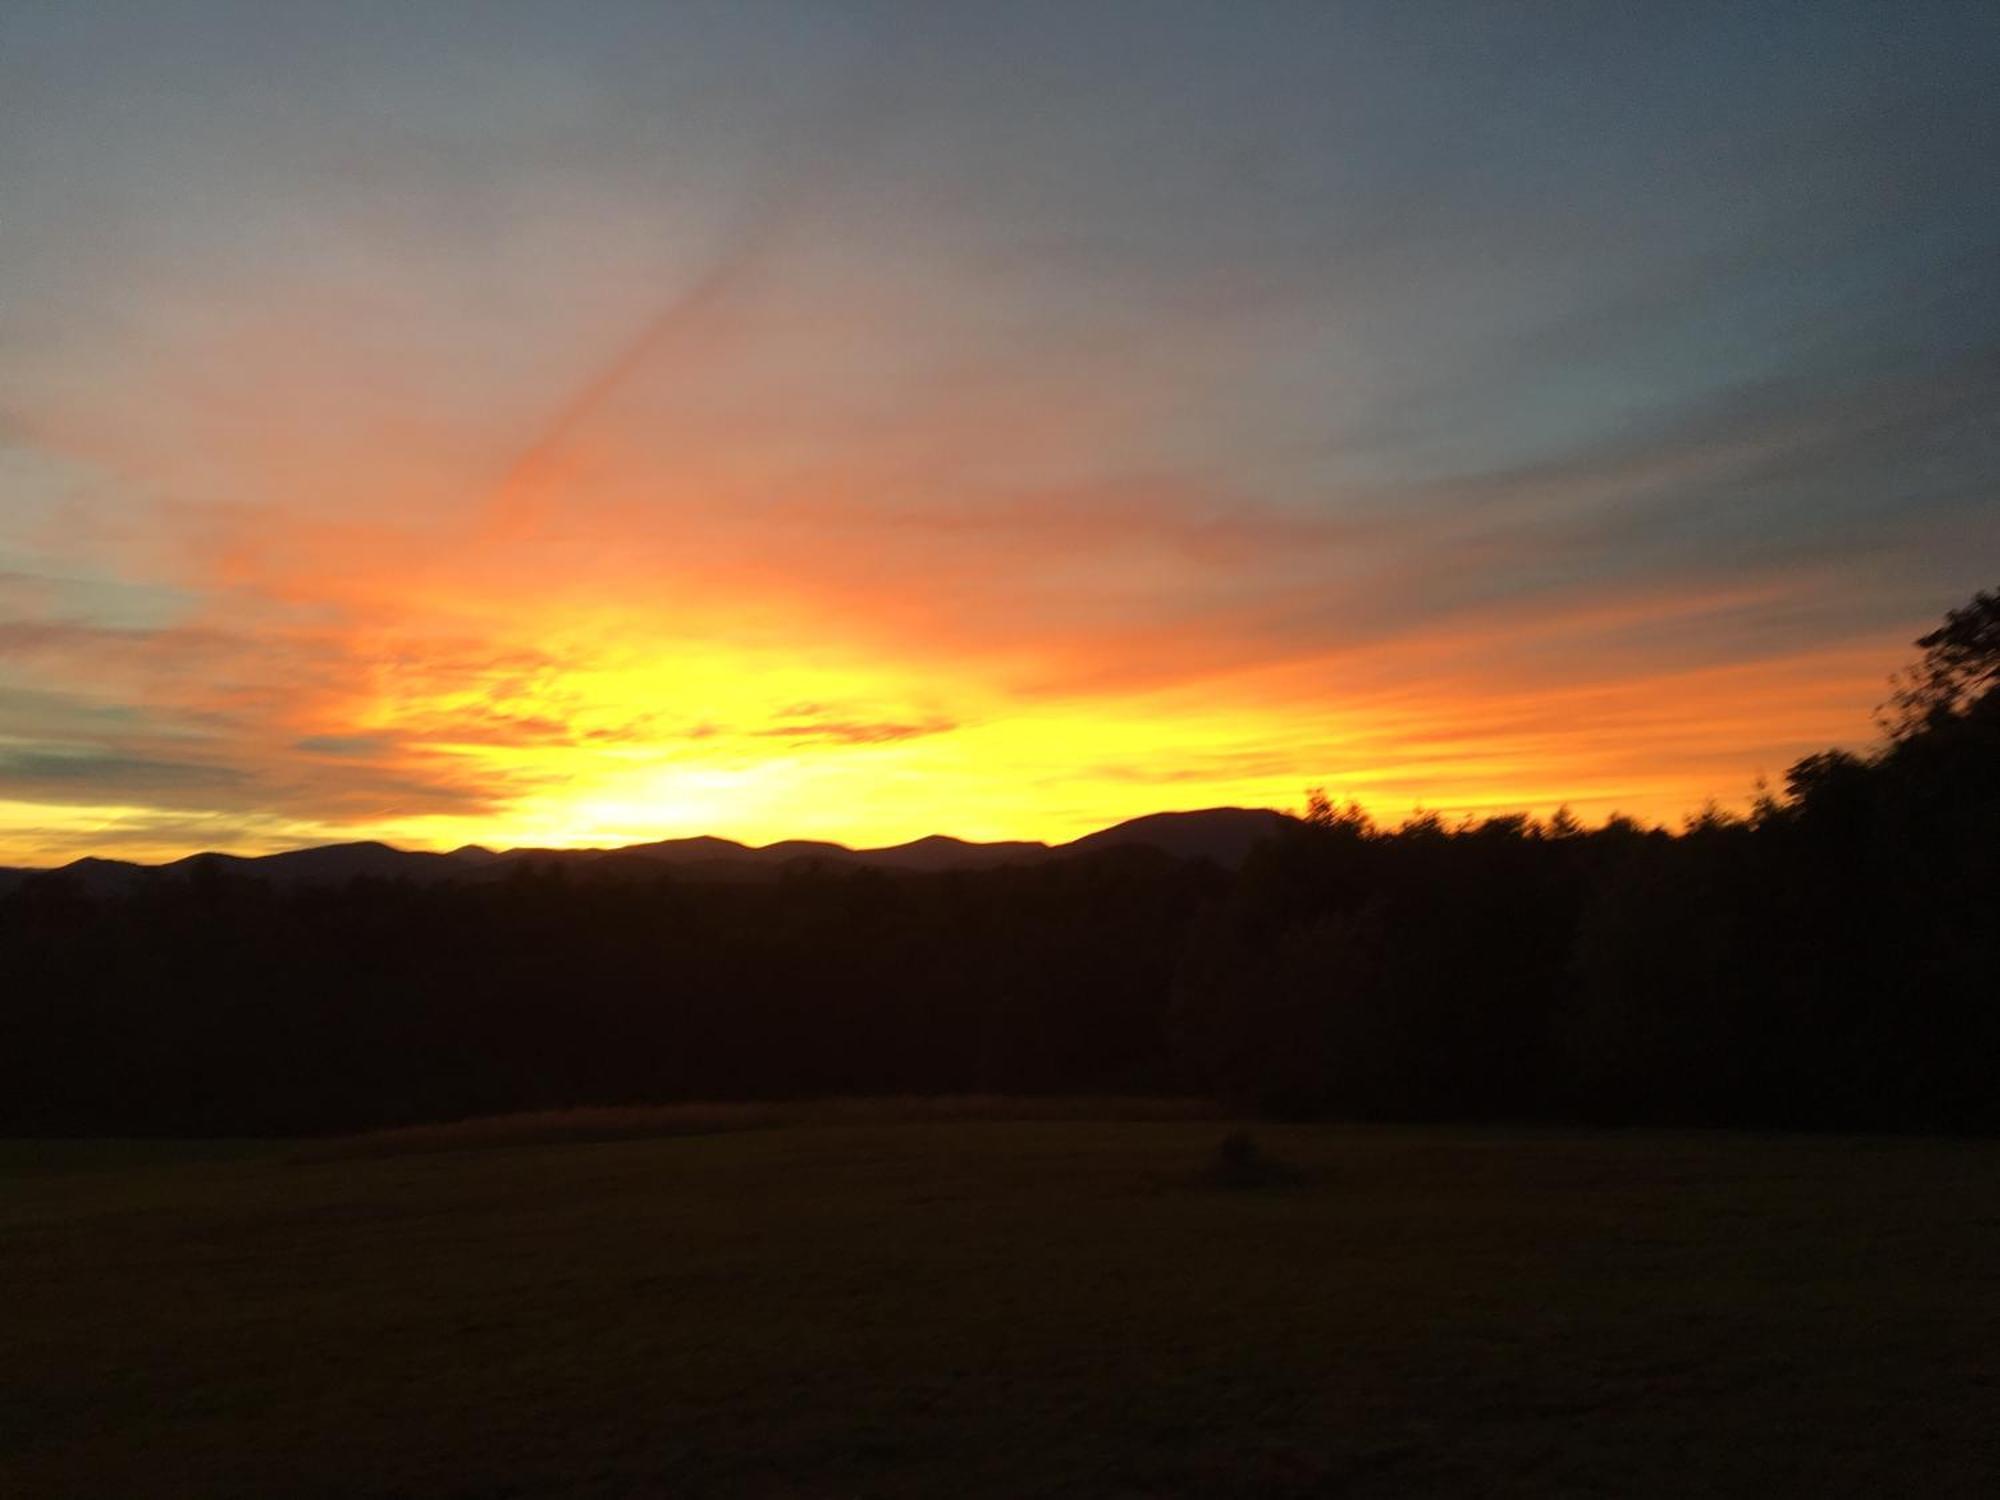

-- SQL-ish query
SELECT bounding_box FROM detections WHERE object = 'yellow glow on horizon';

[0,605,1896,868]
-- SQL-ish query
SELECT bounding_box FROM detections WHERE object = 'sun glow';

[0,501,1904,871]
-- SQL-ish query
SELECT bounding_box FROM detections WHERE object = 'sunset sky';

[2,2,1996,864]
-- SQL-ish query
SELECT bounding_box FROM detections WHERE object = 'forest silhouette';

[4,589,1994,1138]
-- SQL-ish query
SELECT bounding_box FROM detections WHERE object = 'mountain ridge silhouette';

[0,807,1296,894]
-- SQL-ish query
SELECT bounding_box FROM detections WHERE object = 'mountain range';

[0,807,1297,896]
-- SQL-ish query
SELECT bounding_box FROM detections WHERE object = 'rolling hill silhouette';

[0,807,1296,894]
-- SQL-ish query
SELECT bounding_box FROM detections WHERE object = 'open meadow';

[5,1115,1998,1498]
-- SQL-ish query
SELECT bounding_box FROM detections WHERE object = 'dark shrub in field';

[1206,1131,1303,1190]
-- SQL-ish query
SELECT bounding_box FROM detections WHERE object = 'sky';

[1,1,1997,864]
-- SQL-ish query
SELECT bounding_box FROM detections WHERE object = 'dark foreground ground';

[4,1117,1998,1497]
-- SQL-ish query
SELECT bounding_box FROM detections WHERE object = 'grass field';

[5,1115,1998,1497]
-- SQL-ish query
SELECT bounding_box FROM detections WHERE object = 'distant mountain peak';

[1063,807,1297,866]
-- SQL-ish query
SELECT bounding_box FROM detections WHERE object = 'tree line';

[3,589,1994,1136]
